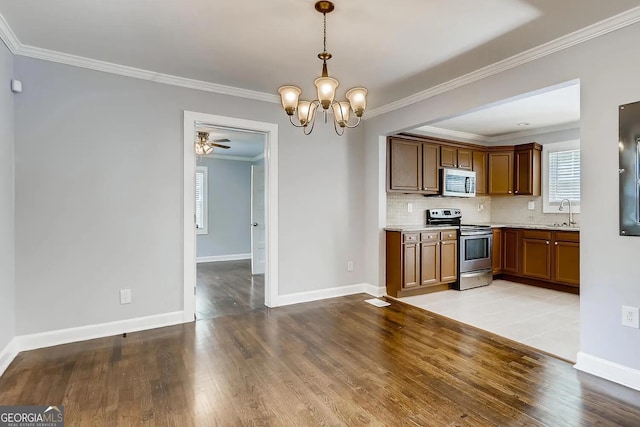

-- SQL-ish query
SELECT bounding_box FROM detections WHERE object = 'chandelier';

[278,1,367,136]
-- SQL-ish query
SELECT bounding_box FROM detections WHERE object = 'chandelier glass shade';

[195,132,214,156]
[278,1,367,136]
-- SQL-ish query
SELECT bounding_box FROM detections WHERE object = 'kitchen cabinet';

[386,229,458,297]
[473,151,488,195]
[488,150,514,195]
[441,146,472,170]
[553,231,580,286]
[492,228,502,274]
[514,143,542,196]
[502,228,520,274]
[521,230,552,280]
[496,228,580,292]
[387,138,439,194]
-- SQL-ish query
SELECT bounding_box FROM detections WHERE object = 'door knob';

[252,222,258,226]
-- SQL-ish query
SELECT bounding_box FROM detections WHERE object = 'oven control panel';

[427,209,461,219]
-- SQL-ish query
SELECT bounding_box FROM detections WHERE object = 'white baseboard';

[273,283,384,307]
[0,337,19,378]
[17,311,186,352]
[197,253,251,263]
[574,351,640,391]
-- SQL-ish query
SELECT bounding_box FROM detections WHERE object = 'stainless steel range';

[426,209,493,290]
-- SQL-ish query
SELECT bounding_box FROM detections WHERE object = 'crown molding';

[202,153,257,162]
[412,126,489,143]
[415,122,580,145]
[0,11,19,53]
[2,6,640,111]
[0,12,279,104]
[366,5,640,119]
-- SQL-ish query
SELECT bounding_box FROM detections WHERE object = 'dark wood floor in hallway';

[196,259,264,320]
[1,294,640,426]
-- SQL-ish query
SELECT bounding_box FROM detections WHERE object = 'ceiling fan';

[195,131,231,155]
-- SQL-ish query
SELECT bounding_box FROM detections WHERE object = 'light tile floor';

[399,279,580,362]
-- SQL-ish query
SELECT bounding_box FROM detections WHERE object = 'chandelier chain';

[323,12,327,54]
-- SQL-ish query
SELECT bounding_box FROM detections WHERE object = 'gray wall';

[365,22,640,371]
[196,157,251,258]
[13,57,365,335]
[0,42,14,353]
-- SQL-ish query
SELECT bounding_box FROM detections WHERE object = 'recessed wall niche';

[619,101,640,236]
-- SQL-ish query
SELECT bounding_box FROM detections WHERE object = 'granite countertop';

[385,223,580,232]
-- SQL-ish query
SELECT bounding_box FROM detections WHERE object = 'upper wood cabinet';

[473,151,488,195]
[514,143,542,196]
[388,138,422,191]
[388,138,440,194]
[488,150,514,195]
[422,143,440,193]
[440,146,472,170]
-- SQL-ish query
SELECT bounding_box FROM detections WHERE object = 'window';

[195,166,208,234]
[543,140,580,213]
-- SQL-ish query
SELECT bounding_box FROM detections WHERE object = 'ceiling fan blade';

[212,138,230,143]
[211,143,230,149]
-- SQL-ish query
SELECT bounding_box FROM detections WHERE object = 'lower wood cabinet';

[386,230,457,297]
[496,227,580,291]
[492,228,502,274]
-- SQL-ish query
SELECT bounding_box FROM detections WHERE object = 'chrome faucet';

[559,199,576,226]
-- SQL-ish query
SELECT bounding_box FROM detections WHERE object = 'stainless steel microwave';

[441,168,476,197]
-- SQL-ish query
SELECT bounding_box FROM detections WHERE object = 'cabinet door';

[403,243,420,289]
[488,151,514,195]
[492,228,502,274]
[420,241,440,286]
[554,240,580,286]
[457,149,473,170]
[522,238,552,280]
[422,143,440,193]
[514,150,532,195]
[440,146,457,168]
[473,151,487,195]
[440,240,458,283]
[502,229,520,274]
[389,139,422,191]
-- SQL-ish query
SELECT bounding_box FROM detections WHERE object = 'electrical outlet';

[621,306,639,328]
[347,261,354,272]
[120,289,132,305]
[407,203,413,213]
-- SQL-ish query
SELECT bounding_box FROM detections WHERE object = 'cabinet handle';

[546,241,550,245]
[555,242,558,246]
[515,191,519,194]
[508,191,512,194]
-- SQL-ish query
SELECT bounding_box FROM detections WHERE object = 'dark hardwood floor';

[196,260,264,320]
[1,294,640,426]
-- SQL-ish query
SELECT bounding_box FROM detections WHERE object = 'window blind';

[548,149,580,202]
[195,171,205,230]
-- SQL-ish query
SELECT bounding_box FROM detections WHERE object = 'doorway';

[183,111,279,322]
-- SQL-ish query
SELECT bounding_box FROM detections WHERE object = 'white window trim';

[196,166,208,235]
[542,139,581,214]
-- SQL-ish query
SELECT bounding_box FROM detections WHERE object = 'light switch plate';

[120,289,132,305]
[407,203,413,213]
[528,201,535,210]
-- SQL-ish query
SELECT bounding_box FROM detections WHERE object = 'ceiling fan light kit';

[278,1,367,136]
[194,131,231,156]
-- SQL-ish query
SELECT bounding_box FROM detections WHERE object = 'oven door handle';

[460,269,492,278]
[460,231,493,236]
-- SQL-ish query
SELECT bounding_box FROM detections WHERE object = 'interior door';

[251,166,266,275]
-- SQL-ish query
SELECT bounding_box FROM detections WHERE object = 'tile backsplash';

[387,193,491,225]
[387,193,580,226]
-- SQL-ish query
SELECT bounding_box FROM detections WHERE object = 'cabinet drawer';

[522,230,551,240]
[554,231,579,242]
[403,233,419,243]
[440,230,457,241]
[420,232,438,242]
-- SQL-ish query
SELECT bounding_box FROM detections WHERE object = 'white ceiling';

[0,1,638,109]
[415,83,580,139]
[195,124,265,158]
